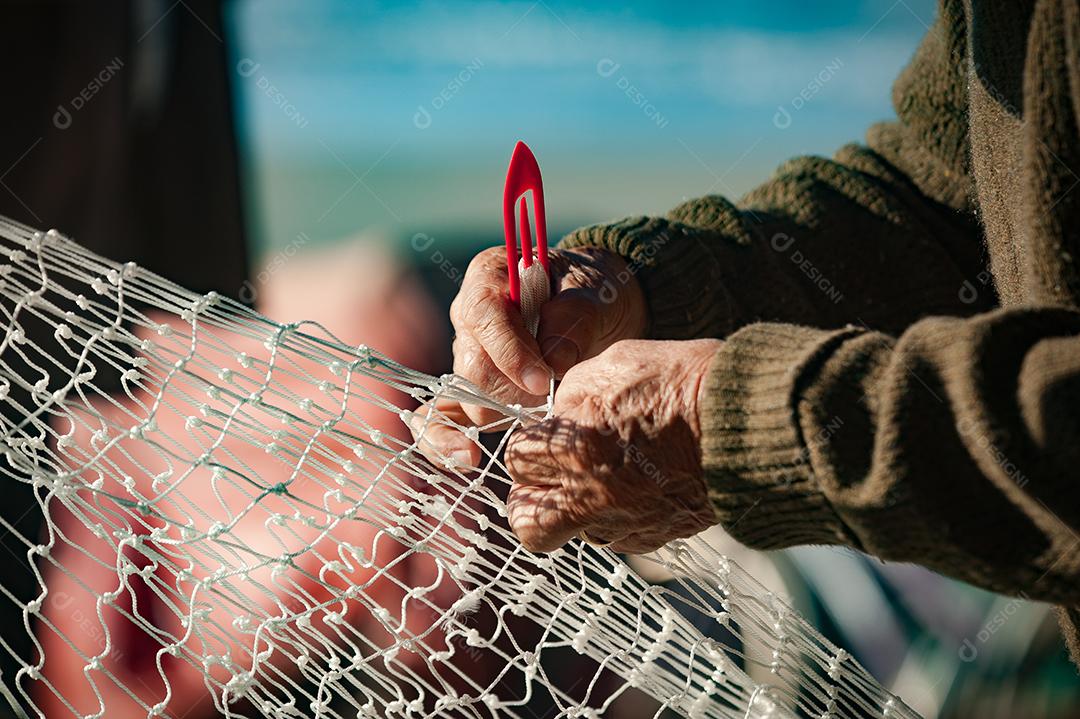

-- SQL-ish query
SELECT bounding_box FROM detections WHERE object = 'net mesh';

[0,215,918,719]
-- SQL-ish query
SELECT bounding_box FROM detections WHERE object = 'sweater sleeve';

[560,0,988,341]
[701,309,1080,608]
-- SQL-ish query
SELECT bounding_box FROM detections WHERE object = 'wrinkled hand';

[505,338,722,554]
[456,245,645,396]
[410,246,648,464]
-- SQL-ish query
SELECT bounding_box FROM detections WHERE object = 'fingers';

[450,245,647,404]
[453,334,545,426]
[450,250,551,396]
[406,398,482,469]
[505,417,601,553]
[406,331,548,471]
[536,290,604,377]
[505,483,589,553]
[505,419,575,552]
[507,476,651,554]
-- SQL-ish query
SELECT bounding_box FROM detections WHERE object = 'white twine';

[0,215,917,719]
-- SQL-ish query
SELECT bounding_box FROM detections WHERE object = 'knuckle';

[462,292,505,338]
[463,247,506,284]
[448,296,465,326]
[557,389,608,427]
[504,435,533,478]
[477,245,505,263]
[506,427,556,477]
[452,347,483,387]
[579,391,608,418]
[451,335,476,369]
[475,329,536,380]
[451,282,500,330]
[556,363,587,392]
[449,291,476,328]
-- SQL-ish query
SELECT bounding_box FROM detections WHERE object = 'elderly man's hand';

[449,246,648,419]
[505,338,721,554]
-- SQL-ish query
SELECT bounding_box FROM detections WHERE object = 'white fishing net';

[0,215,918,719]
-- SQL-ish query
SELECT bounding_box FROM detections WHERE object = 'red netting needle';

[503,141,549,304]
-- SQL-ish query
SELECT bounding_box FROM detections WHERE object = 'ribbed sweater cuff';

[700,323,863,550]
[560,217,733,340]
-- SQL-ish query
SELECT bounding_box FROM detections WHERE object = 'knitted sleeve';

[560,0,987,340]
[702,310,1080,609]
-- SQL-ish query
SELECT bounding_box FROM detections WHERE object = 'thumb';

[536,289,605,377]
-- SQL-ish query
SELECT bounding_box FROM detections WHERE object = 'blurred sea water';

[228,0,936,257]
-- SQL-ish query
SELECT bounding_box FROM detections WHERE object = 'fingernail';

[451,449,474,468]
[540,337,580,372]
[521,366,550,396]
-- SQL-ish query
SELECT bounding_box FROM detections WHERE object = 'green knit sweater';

[561,0,1080,667]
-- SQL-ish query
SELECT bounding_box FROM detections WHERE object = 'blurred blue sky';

[228,0,937,254]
